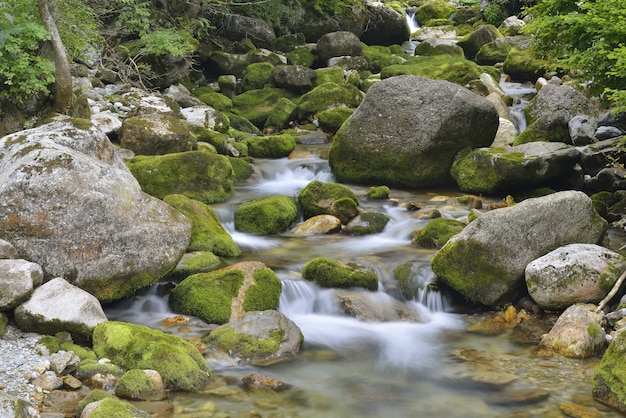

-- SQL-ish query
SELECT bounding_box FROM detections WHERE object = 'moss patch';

[298,180,358,219]
[380,55,486,86]
[302,257,378,291]
[205,327,283,359]
[297,82,364,121]
[415,218,466,248]
[242,268,282,312]
[593,331,626,412]
[243,133,296,158]
[234,195,300,235]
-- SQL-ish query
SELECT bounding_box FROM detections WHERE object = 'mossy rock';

[330,197,360,224]
[380,55,485,86]
[263,98,298,133]
[297,82,364,121]
[228,156,255,181]
[513,112,570,146]
[126,150,234,204]
[475,38,518,66]
[115,369,165,401]
[317,107,353,134]
[243,134,296,158]
[362,45,408,73]
[242,62,276,91]
[393,261,424,300]
[231,88,291,128]
[416,0,455,26]
[226,112,262,135]
[503,47,548,81]
[80,397,150,418]
[191,126,228,154]
[590,191,617,219]
[346,211,390,236]
[286,47,315,67]
[366,185,390,199]
[592,330,626,412]
[169,262,281,325]
[119,114,196,156]
[298,180,359,219]
[163,194,241,257]
[414,42,464,57]
[92,321,211,391]
[75,358,126,381]
[302,257,378,291]
[76,389,114,417]
[167,251,222,281]
[234,195,300,234]
[60,342,98,361]
[315,68,344,85]
[196,91,233,112]
[414,218,466,248]
[456,24,503,60]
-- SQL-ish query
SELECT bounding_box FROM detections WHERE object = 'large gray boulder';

[0,118,192,302]
[0,259,43,310]
[360,3,410,46]
[525,244,626,311]
[527,84,596,123]
[451,141,581,195]
[14,278,107,343]
[316,31,363,64]
[328,75,499,188]
[219,15,277,49]
[271,65,318,94]
[431,191,608,307]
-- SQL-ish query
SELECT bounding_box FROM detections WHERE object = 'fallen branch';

[597,266,626,312]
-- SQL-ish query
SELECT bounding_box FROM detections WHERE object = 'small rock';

[559,402,603,418]
[485,388,550,406]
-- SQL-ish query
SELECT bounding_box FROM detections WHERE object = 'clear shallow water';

[106,147,623,418]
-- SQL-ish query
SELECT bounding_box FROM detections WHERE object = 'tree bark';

[37,0,72,114]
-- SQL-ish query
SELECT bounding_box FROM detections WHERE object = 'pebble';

[0,325,51,408]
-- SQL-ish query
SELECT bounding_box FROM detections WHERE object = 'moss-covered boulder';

[263,98,298,133]
[302,257,378,291]
[296,82,364,121]
[450,142,580,195]
[242,62,275,91]
[169,261,282,325]
[513,111,571,146]
[317,107,353,134]
[163,194,241,256]
[457,24,503,60]
[363,45,408,73]
[80,396,151,418]
[414,41,464,57]
[204,310,303,366]
[195,91,233,112]
[92,321,211,391]
[126,150,234,203]
[593,329,626,412]
[345,211,390,235]
[380,55,489,86]
[242,133,296,158]
[120,113,196,156]
[298,180,359,220]
[167,251,222,281]
[286,47,315,67]
[315,68,345,85]
[234,195,299,235]
[366,185,390,199]
[475,37,528,66]
[414,218,466,248]
[503,47,548,81]
[415,0,455,26]
[431,191,607,307]
[115,369,167,401]
[231,88,294,128]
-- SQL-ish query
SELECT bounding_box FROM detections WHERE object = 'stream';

[106,141,625,417]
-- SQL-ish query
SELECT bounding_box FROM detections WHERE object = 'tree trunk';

[37,0,72,114]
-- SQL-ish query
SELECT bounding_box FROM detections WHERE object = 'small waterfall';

[399,262,450,312]
[499,76,537,133]
[405,7,420,33]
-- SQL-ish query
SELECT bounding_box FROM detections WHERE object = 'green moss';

[37,335,61,354]
[313,0,362,17]
[314,68,344,85]
[302,257,378,291]
[0,313,6,337]
[76,389,114,417]
[205,327,282,359]
[591,191,616,219]
[380,55,484,86]
[330,197,359,224]
[228,156,255,181]
[415,218,466,248]
[92,321,211,391]
[297,82,364,121]
[264,98,298,133]
[191,126,228,154]
[286,48,315,67]
[231,88,288,128]
[431,238,518,307]
[242,62,275,91]
[242,268,282,312]
[234,195,300,235]
[85,397,149,418]
[60,342,97,361]
[366,185,390,200]
[197,91,233,111]
[592,331,626,411]
[69,117,93,130]
[75,359,126,381]
[349,211,390,236]
[317,107,353,134]
[116,369,160,400]
[414,42,465,57]
[169,270,244,324]
[167,251,222,281]
[503,47,548,81]
[126,151,234,204]
[163,194,241,257]
[226,113,261,135]
[298,180,359,219]
[416,0,455,26]
[362,45,408,73]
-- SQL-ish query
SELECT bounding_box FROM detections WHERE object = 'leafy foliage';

[524,0,626,111]
[0,0,55,104]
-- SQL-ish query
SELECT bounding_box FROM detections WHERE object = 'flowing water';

[106,147,625,418]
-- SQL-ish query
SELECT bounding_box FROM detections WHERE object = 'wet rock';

[115,369,167,401]
[527,84,597,124]
[241,374,292,391]
[344,211,390,236]
[49,351,81,375]
[333,289,422,322]
[559,402,603,418]
[485,388,550,406]
[510,315,558,345]
[80,397,150,418]
[42,389,84,417]
[539,304,606,358]
[291,215,342,236]
[298,180,359,220]
[593,328,626,412]
[302,257,378,291]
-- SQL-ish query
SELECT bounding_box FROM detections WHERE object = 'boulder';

[80,396,151,417]
[380,55,487,86]
[93,321,211,391]
[115,369,167,401]
[431,191,608,307]
[297,180,359,220]
[527,84,597,124]
[344,211,390,235]
[296,82,364,121]
[169,261,282,325]
[271,65,317,94]
[220,15,276,49]
[231,88,293,128]
[291,215,342,236]
[14,278,107,344]
[263,98,298,133]
[457,24,502,60]
[415,0,455,26]
[180,106,230,133]
[204,310,303,366]
[234,195,300,235]
[203,50,283,78]
[327,55,370,71]
[503,47,548,81]
[0,239,18,259]
[163,194,240,257]
[538,303,606,358]
[167,251,221,281]
[0,118,191,302]
[525,244,626,311]
[451,142,581,195]
[475,36,529,65]
[414,218,466,248]
[414,39,464,57]
[125,150,234,204]
[292,2,368,43]
[316,31,363,65]
[498,16,526,36]
[593,328,626,412]
[302,257,378,291]
[0,259,43,310]
[242,62,275,91]
[119,113,196,155]
[569,115,598,146]
[164,84,205,108]
[333,289,422,322]
[514,110,571,145]
[360,3,410,46]
[329,75,498,188]
[242,133,296,158]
